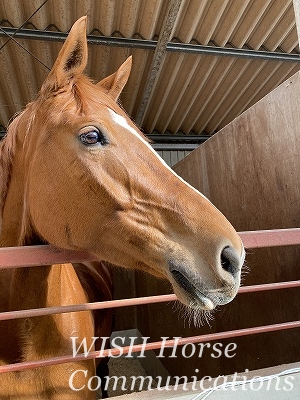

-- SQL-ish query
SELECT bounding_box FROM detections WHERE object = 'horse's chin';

[174,285,216,311]
[169,268,237,311]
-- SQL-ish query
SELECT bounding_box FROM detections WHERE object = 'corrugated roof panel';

[0,0,299,137]
[217,61,300,130]
[0,36,57,112]
[211,0,258,46]
[187,0,238,45]
[141,50,300,135]
[247,1,296,50]
[170,0,211,42]
[227,0,290,48]
[171,55,253,134]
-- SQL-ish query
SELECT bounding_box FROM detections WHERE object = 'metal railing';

[0,228,299,373]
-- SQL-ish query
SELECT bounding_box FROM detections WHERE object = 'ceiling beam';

[0,26,299,63]
[134,0,183,126]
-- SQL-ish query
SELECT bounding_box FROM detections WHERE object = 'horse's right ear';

[42,16,88,91]
[97,57,132,101]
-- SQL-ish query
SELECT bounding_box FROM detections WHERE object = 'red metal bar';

[0,281,299,321]
[0,294,176,321]
[0,229,299,269]
[239,228,300,249]
[0,229,299,374]
[0,319,299,373]
[0,245,94,269]
[238,280,300,293]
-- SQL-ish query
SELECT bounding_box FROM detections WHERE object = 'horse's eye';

[79,127,107,146]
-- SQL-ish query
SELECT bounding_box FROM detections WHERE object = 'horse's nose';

[220,245,242,279]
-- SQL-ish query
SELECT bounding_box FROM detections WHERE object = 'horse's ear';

[42,16,88,90]
[97,56,132,101]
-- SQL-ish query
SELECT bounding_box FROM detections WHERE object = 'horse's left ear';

[43,16,88,90]
[97,56,132,101]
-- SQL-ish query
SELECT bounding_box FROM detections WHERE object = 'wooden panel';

[130,70,300,380]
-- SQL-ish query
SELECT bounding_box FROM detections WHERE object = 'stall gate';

[0,228,299,375]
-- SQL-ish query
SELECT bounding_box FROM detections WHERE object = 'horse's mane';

[0,116,19,225]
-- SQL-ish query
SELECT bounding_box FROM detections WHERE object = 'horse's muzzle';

[168,244,244,310]
[170,268,215,310]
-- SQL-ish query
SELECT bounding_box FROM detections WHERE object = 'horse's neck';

[9,263,94,362]
[0,263,96,400]
[0,148,27,247]
[0,142,96,364]
[0,155,94,361]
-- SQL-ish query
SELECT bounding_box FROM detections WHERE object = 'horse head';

[0,17,245,313]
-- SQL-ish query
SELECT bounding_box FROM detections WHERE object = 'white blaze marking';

[108,109,209,201]
[108,109,245,256]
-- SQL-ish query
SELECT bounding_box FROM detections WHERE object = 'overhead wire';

[0,0,51,70]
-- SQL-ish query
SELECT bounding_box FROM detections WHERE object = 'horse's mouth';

[170,269,215,310]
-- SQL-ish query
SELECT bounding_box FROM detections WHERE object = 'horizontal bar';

[0,294,176,321]
[0,245,94,269]
[1,131,207,147]
[0,229,299,270]
[0,280,299,321]
[148,134,209,143]
[152,143,198,150]
[0,319,299,373]
[0,27,299,62]
[239,228,300,248]
[168,42,300,62]
[238,280,300,293]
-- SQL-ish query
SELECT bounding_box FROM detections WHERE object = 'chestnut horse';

[0,17,245,399]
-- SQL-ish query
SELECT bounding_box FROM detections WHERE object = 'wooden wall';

[114,70,300,380]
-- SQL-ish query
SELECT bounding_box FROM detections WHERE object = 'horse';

[0,16,245,399]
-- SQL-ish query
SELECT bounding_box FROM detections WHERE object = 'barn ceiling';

[0,0,299,140]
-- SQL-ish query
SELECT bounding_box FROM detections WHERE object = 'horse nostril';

[220,246,239,278]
